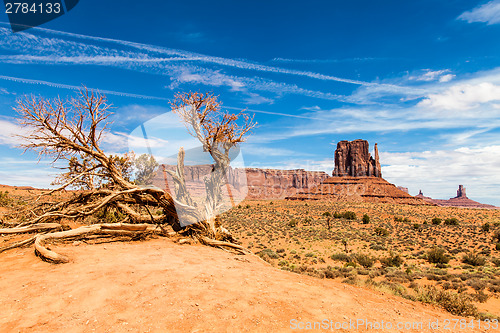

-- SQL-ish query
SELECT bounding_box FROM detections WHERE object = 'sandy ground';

[0,238,492,332]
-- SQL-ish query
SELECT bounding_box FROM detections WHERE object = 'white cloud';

[0,156,58,188]
[170,69,245,91]
[242,93,274,105]
[0,118,30,146]
[0,75,167,101]
[439,74,455,83]
[381,146,500,205]
[409,69,454,82]
[458,0,500,25]
[0,168,57,188]
[102,131,170,151]
[418,82,500,111]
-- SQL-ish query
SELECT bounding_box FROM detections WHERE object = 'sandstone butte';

[417,185,498,209]
[155,140,401,203]
[155,139,496,208]
[287,140,430,205]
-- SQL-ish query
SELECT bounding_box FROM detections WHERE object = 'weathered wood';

[100,223,148,231]
[0,235,37,253]
[33,223,151,263]
[0,223,63,235]
[35,225,101,263]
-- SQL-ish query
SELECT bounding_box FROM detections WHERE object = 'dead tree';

[169,92,255,244]
[0,88,250,262]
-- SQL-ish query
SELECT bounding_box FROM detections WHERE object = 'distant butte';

[416,185,498,209]
[287,140,430,205]
[333,139,382,177]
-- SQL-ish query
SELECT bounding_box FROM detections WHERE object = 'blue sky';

[1,0,500,205]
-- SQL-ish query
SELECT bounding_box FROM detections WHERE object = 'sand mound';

[0,239,482,332]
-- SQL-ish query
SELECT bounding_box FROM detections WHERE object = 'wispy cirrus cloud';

[0,23,417,102]
[0,74,167,100]
[408,69,455,83]
[458,0,500,25]
[271,57,388,64]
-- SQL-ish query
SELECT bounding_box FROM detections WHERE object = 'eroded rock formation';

[456,185,466,198]
[333,140,382,177]
[243,168,329,199]
[287,140,430,204]
[155,165,329,200]
[417,185,497,209]
[287,176,430,205]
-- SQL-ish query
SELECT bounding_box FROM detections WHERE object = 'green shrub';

[394,216,403,222]
[370,243,386,251]
[414,285,477,317]
[342,211,356,220]
[380,252,404,267]
[462,252,486,266]
[427,247,450,264]
[354,253,375,268]
[330,253,351,262]
[322,212,331,217]
[333,212,342,218]
[288,219,298,227]
[345,262,357,269]
[374,227,390,237]
[95,208,126,224]
[444,218,459,226]
[496,243,500,251]
[482,223,491,232]
[257,249,280,259]
[0,191,13,207]
[431,217,442,225]
[362,214,370,224]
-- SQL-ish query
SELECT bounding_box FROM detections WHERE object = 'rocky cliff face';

[287,176,431,205]
[243,168,329,199]
[333,140,382,177]
[155,165,329,200]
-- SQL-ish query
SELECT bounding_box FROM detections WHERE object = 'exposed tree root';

[197,235,250,255]
[34,223,149,263]
[0,235,37,253]
[0,223,65,235]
